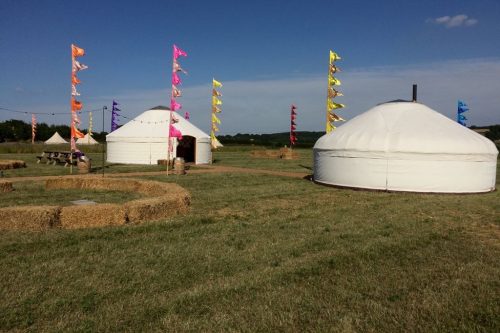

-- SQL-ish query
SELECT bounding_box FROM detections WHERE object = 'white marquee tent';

[44,132,68,144]
[313,102,498,193]
[77,133,99,145]
[106,106,212,165]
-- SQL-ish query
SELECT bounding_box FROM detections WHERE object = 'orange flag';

[71,98,83,111]
[72,74,81,85]
[72,44,85,58]
[71,125,85,138]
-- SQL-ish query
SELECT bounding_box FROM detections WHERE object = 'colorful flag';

[71,85,80,96]
[170,98,182,111]
[329,50,341,63]
[328,76,341,86]
[327,87,342,98]
[73,60,88,71]
[71,98,83,111]
[72,74,81,85]
[172,85,182,97]
[184,111,190,120]
[213,79,223,88]
[172,72,181,85]
[212,96,222,105]
[327,99,344,111]
[212,105,221,113]
[173,61,187,74]
[212,113,221,124]
[72,44,85,57]
[212,89,222,96]
[169,124,183,139]
[173,44,187,59]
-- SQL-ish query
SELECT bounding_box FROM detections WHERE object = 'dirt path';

[3,165,310,183]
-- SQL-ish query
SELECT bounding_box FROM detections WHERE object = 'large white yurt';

[45,132,68,144]
[313,101,498,193]
[77,133,99,145]
[106,106,211,164]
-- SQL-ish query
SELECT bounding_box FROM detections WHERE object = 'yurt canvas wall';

[106,106,211,165]
[313,102,498,193]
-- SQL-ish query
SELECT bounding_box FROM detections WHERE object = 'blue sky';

[1,0,499,134]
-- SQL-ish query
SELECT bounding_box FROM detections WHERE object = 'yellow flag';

[212,113,221,124]
[328,76,341,86]
[327,99,345,111]
[329,50,341,63]
[326,122,335,133]
[212,96,222,105]
[213,79,223,88]
[212,124,219,132]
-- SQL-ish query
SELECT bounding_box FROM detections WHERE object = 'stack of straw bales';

[0,177,190,231]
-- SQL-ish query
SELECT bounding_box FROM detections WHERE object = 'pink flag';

[173,44,187,59]
[169,124,183,140]
[184,111,190,120]
[172,72,181,85]
[170,98,182,111]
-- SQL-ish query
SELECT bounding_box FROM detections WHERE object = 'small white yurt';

[45,132,68,144]
[313,101,498,193]
[106,106,212,164]
[77,133,99,145]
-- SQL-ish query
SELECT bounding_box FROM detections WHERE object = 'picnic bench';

[36,151,80,167]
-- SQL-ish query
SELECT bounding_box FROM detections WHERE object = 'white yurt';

[77,133,99,145]
[313,101,498,193]
[106,106,212,164]
[45,132,67,144]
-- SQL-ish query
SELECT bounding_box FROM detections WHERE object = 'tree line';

[0,119,108,143]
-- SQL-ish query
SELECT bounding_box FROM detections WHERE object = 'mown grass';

[213,146,313,172]
[0,163,499,332]
[0,182,142,207]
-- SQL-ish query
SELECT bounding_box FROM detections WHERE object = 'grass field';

[0,149,499,332]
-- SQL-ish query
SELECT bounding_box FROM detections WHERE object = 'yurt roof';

[314,102,498,159]
[77,133,99,144]
[107,106,210,142]
[45,131,68,144]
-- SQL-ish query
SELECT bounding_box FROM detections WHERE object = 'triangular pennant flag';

[329,112,345,122]
[212,96,222,105]
[184,111,190,120]
[212,89,222,96]
[328,76,341,86]
[73,60,88,71]
[71,125,85,139]
[327,87,342,98]
[212,124,219,132]
[291,124,296,130]
[173,44,187,59]
[327,99,345,111]
[173,60,188,74]
[329,50,341,63]
[72,44,85,58]
[329,64,340,74]
[213,79,223,88]
[71,85,80,96]
[71,98,83,111]
[212,105,221,113]
[169,124,183,139]
[172,85,182,97]
[172,72,181,85]
[212,113,221,124]
[72,74,81,85]
[170,98,182,111]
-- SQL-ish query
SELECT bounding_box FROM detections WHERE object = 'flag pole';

[102,105,107,177]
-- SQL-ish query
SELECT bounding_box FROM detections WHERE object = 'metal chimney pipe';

[412,84,417,102]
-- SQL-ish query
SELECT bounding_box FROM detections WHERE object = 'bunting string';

[326,50,345,133]
[211,78,223,149]
[111,100,121,132]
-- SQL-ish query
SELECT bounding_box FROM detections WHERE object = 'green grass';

[0,182,142,207]
[0,152,499,331]
[213,146,313,172]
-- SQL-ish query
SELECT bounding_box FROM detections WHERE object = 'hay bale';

[0,160,26,170]
[0,181,13,193]
[0,206,60,231]
[125,194,190,223]
[60,204,126,229]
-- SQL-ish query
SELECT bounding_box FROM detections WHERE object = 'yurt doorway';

[176,136,196,163]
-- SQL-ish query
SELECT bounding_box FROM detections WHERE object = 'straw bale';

[0,159,26,170]
[60,204,126,229]
[0,181,13,193]
[0,206,60,231]
[250,150,282,159]
[125,194,190,223]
